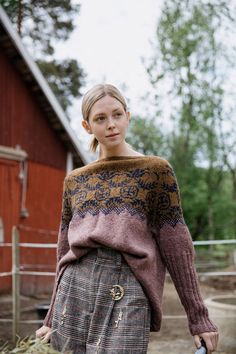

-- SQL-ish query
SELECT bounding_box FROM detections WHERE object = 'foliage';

[126,116,165,156]
[0,336,71,353]
[0,0,80,55]
[37,59,86,111]
[0,0,85,112]
[130,0,236,239]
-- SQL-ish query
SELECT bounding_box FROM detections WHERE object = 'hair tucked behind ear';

[82,84,128,153]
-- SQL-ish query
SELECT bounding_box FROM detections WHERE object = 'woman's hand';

[35,325,52,343]
[194,331,219,353]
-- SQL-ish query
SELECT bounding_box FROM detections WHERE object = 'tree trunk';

[232,172,236,237]
[17,0,23,36]
[207,196,215,252]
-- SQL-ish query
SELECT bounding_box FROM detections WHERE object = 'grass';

[0,337,72,353]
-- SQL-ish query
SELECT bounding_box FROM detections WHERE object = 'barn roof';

[0,6,89,166]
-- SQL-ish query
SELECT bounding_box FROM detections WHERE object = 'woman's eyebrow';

[93,112,106,117]
[93,108,121,117]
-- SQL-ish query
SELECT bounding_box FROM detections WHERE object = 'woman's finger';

[211,331,219,350]
[194,335,202,349]
[41,329,52,344]
[35,325,51,339]
[201,332,219,352]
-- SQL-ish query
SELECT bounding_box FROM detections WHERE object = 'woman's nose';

[107,117,115,129]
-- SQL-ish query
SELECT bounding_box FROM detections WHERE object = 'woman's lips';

[106,133,119,138]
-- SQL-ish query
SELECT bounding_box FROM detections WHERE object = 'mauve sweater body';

[44,155,217,335]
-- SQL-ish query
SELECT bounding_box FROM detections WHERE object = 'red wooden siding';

[0,33,83,295]
[0,158,21,292]
[0,159,66,294]
[0,49,67,170]
[19,161,65,295]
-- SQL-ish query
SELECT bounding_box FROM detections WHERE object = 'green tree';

[145,0,236,239]
[37,59,85,111]
[219,115,236,237]
[126,116,164,156]
[0,0,86,112]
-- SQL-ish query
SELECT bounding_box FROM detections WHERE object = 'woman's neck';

[99,143,143,159]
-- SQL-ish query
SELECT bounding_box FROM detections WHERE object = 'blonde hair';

[82,84,128,152]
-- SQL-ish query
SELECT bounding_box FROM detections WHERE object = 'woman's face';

[82,95,130,151]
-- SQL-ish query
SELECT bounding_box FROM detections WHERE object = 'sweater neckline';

[94,155,146,163]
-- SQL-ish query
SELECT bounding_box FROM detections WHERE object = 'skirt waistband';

[82,247,127,267]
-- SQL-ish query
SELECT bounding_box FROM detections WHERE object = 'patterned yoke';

[51,248,151,354]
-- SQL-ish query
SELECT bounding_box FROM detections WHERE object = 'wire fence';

[0,226,235,343]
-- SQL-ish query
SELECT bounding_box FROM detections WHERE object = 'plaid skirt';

[51,247,151,353]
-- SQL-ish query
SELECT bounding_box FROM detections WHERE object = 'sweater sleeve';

[43,177,72,327]
[155,160,217,335]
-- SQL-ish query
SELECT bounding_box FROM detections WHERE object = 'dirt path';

[147,280,234,354]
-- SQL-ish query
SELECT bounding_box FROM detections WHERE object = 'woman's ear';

[82,120,92,134]
[126,111,131,123]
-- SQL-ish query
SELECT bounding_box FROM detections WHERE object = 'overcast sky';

[55,0,163,139]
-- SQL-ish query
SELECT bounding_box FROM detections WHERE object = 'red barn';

[0,7,89,295]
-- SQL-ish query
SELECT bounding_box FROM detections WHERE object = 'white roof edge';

[0,6,89,165]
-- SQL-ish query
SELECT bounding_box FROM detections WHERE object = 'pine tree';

[1,0,86,112]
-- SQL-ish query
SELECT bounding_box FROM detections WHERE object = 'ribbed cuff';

[163,251,218,335]
[158,223,217,334]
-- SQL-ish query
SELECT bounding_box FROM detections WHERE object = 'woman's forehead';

[91,95,124,114]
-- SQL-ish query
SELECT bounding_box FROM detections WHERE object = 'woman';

[36,84,218,353]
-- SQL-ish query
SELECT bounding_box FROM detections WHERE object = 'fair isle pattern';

[62,158,185,230]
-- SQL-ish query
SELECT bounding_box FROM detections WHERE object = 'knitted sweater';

[44,155,217,335]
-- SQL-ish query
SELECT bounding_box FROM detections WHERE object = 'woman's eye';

[96,116,106,122]
[115,113,122,117]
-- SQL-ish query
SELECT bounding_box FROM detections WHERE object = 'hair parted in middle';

[82,84,128,152]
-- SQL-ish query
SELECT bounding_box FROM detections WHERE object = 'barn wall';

[0,48,67,170]
[19,161,66,295]
[0,35,83,295]
[0,158,21,291]
[0,160,66,294]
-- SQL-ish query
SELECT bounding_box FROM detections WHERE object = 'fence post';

[12,226,20,344]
